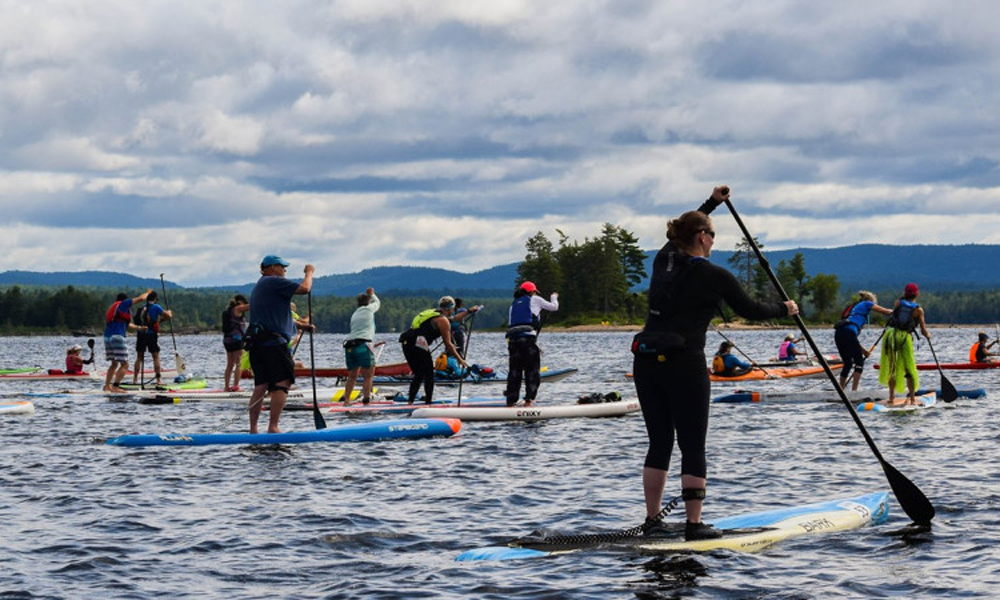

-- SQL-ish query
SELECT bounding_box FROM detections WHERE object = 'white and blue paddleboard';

[456,491,889,561]
[0,400,35,416]
[106,418,461,447]
[856,392,936,413]
[412,399,640,421]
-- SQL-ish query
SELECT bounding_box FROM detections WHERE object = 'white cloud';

[0,0,998,286]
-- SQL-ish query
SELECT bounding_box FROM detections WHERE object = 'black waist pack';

[631,331,686,357]
[343,338,369,349]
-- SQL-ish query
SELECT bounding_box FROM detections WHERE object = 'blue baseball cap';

[261,254,290,267]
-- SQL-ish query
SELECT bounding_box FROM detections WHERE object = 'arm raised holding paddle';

[632,185,797,541]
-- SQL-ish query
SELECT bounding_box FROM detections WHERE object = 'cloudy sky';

[2,0,998,287]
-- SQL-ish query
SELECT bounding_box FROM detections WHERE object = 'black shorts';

[223,337,243,352]
[249,343,295,391]
[136,332,160,354]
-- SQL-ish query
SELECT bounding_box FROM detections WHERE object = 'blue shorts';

[104,335,129,363]
[345,343,375,369]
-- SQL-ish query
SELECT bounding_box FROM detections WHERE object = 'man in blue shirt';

[131,291,173,387]
[247,255,314,434]
[103,289,152,392]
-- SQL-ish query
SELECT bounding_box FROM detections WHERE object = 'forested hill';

[3,244,1000,296]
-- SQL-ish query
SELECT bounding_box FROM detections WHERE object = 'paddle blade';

[175,353,187,374]
[312,405,327,430]
[940,375,959,403]
[882,460,935,525]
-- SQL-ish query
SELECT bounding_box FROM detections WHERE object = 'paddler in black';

[631,185,798,541]
[399,296,468,404]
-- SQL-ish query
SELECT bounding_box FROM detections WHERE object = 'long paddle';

[307,292,326,430]
[722,196,935,525]
[925,336,958,403]
[456,310,479,407]
[158,274,187,375]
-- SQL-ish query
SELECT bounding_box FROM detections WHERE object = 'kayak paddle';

[722,195,935,525]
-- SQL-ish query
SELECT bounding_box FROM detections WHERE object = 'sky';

[2,0,999,287]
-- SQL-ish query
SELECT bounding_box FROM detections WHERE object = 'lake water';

[1,327,998,598]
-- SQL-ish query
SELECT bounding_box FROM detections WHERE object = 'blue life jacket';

[507,295,539,338]
[889,299,919,333]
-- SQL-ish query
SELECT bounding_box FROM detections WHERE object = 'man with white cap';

[504,281,559,406]
[246,255,314,433]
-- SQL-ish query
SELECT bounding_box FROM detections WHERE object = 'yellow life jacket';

[712,354,726,375]
[434,353,449,371]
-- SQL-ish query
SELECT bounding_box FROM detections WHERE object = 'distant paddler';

[833,291,893,391]
[777,333,805,361]
[879,283,930,406]
[969,332,999,364]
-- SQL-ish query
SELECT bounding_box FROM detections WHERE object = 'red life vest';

[105,301,132,324]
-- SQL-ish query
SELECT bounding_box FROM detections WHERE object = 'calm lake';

[1,327,997,598]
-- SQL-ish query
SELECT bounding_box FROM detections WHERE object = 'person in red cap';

[504,280,559,406]
[878,282,930,405]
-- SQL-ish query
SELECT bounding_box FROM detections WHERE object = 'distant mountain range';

[2,244,999,296]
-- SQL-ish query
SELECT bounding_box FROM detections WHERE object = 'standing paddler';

[631,185,797,541]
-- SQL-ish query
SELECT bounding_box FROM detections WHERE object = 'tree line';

[4,227,1000,334]
[0,285,514,335]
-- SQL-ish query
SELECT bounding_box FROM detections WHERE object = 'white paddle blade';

[176,353,187,374]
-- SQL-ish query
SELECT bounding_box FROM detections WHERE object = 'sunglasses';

[701,229,716,239]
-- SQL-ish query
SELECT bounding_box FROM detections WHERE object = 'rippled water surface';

[1,328,998,598]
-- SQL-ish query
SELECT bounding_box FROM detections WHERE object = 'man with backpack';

[131,291,173,387]
[103,289,152,393]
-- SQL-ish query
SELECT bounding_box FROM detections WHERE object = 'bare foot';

[267,428,282,434]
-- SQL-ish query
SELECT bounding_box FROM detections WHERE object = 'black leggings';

[835,325,865,378]
[632,354,710,477]
[505,337,541,405]
[402,344,435,403]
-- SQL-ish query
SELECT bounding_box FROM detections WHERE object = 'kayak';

[0,371,98,382]
[876,361,1000,371]
[0,400,35,415]
[372,367,579,387]
[105,417,462,447]
[241,362,412,380]
[411,398,640,421]
[0,367,179,382]
[857,392,936,413]
[754,355,843,368]
[456,491,889,561]
[714,387,985,404]
[710,365,827,382]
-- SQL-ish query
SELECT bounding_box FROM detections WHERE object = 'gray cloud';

[0,0,997,286]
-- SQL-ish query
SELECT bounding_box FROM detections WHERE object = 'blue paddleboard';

[106,418,461,447]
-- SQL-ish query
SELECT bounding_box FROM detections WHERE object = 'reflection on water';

[1,329,999,598]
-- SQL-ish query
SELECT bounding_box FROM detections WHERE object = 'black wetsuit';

[632,199,788,477]
[400,310,445,404]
